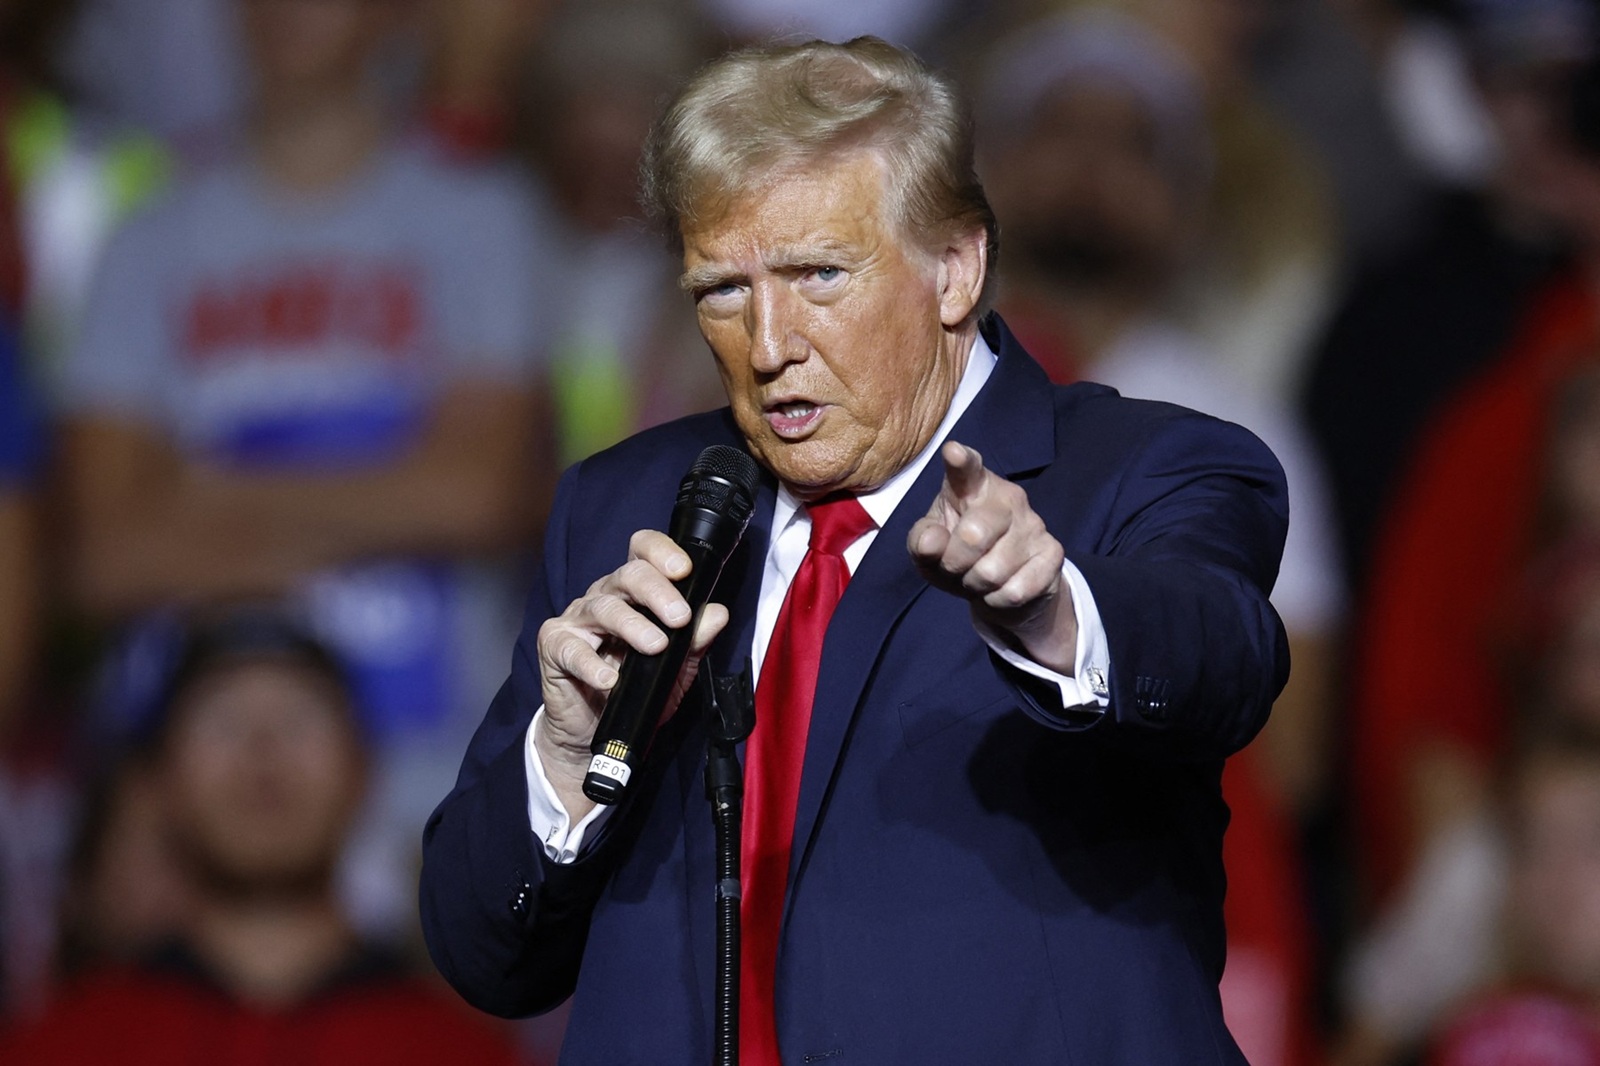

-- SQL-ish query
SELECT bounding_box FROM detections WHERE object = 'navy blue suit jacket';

[420,317,1290,1064]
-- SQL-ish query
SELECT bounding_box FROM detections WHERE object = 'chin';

[203,852,339,900]
[759,449,859,499]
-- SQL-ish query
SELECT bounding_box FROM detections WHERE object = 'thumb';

[690,603,730,654]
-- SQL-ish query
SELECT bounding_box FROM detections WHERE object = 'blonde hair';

[641,36,999,310]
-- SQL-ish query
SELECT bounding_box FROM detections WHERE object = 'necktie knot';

[806,495,875,557]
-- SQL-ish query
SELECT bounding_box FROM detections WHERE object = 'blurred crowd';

[0,0,1598,1062]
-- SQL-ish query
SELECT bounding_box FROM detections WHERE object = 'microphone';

[582,445,762,805]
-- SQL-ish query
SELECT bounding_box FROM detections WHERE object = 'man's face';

[681,151,981,500]
[161,658,365,898]
[990,82,1184,290]
[241,0,394,100]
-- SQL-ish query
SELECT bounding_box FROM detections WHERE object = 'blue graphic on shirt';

[301,558,455,741]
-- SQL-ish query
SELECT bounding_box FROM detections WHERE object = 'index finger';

[941,440,986,503]
[628,528,692,581]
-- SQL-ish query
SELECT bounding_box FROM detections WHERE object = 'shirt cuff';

[975,558,1112,714]
[525,707,614,864]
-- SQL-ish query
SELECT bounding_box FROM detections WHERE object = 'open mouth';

[764,400,825,438]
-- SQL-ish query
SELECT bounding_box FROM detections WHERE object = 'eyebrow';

[679,239,862,293]
[679,264,738,293]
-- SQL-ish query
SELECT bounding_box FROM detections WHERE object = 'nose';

[746,280,804,375]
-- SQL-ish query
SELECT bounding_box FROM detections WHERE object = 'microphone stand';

[704,661,755,1066]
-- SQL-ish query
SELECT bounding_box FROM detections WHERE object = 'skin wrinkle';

[532,147,1059,825]
[681,151,980,500]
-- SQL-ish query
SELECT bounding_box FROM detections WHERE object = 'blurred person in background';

[979,11,1341,1064]
[0,322,37,692]
[50,754,193,980]
[0,329,41,789]
[56,0,559,939]
[0,611,526,1064]
[1338,527,1600,1066]
[1,0,175,1025]
[515,0,726,465]
[1343,350,1600,1063]
[56,0,246,150]
[1246,0,1432,273]
[1424,723,1600,1066]
[423,0,550,157]
[0,314,48,1022]
[1306,0,1586,591]
[692,0,961,53]
[2,0,168,381]
[1093,0,1341,418]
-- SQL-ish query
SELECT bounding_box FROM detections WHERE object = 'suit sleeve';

[418,464,612,1018]
[1007,407,1291,762]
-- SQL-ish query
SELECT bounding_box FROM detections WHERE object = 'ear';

[935,226,988,328]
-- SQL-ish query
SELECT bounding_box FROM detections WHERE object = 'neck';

[189,890,355,1009]
[923,317,980,436]
[945,318,980,366]
[249,84,387,194]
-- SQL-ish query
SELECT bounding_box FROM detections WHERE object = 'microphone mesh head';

[689,445,760,499]
[678,445,761,523]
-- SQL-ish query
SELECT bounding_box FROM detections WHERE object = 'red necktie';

[741,495,876,1065]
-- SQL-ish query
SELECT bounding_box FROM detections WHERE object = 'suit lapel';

[784,317,1060,901]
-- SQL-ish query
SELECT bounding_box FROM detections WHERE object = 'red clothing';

[1001,297,1319,1065]
[1354,274,1600,896]
[0,948,528,1066]
[1221,750,1319,1066]
[424,103,512,161]
[989,298,1082,386]
[1429,990,1600,1066]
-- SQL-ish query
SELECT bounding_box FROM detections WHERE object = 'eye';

[799,265,846,294]
[693,280,741,302]
[694,280,745,316]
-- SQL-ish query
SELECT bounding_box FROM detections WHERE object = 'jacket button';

[1135,676,1171,724]
[508,871,531,919]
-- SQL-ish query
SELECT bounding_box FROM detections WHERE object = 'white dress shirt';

[525,333,1112,862]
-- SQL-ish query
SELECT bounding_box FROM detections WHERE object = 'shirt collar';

[770,331,999,534]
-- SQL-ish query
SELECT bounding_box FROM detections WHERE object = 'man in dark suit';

[419,36,1289,1065]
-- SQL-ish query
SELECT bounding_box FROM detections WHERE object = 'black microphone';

[582,445,761,805]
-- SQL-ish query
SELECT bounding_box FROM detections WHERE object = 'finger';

[940,504,1012,576]
[661,604,732,726]
[958,512,1050,594]
[959,545,1017,597]
[604,557,692,629]
[980,546,1063,611]
[629,528,692,581]
[940,440,987,504]
[585,591,675,655]
[543,624,621,691]
[689,603,730,654]
[908,515,952,562]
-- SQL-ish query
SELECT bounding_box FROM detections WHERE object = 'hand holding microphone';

[534,447,760,817]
